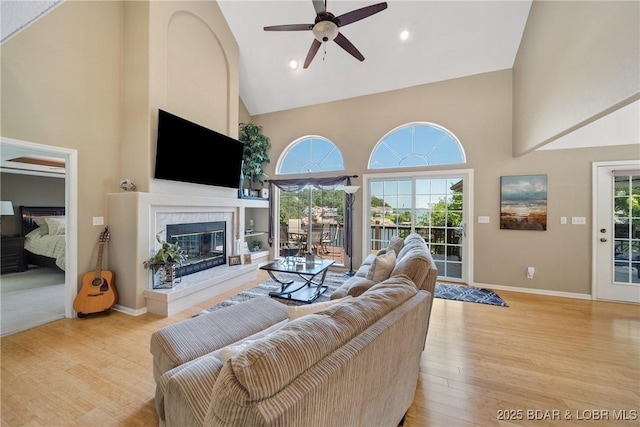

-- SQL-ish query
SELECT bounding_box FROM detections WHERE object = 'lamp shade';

[0,201,14,216]
[343,186,360,194]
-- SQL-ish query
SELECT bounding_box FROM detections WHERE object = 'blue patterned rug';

[199,273,507,315]
[435,283,508,307]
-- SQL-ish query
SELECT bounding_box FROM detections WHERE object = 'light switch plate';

[571,216,586,225]
[93,216,104,226]
[478,216,490,223]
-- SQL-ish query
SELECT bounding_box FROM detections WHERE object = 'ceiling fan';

[264,0,388,69]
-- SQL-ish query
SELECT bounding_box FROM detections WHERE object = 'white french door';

[364,170,473,284]
[593,161,640,303]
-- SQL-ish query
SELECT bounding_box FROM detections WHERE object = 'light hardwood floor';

[1,272,638,427]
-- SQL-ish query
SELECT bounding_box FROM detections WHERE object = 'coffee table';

[260,258,336,304]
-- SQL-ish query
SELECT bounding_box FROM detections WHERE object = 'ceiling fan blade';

[303,39,322,69]
[336,2,388,27]
[264,24,313,31]
[334,32,364,62]
[312,0,326,15]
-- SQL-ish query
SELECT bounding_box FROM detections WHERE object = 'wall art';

[500,174,547,231]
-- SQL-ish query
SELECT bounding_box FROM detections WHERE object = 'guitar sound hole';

[92,278,104,288]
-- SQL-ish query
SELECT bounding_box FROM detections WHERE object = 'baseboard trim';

[473,282,592,300]
[112,304,147,316]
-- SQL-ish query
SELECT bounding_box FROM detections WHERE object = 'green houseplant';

[239,122,271,191]
[144,232,187,288]
[251,240,262,252]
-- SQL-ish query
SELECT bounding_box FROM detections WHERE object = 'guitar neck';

[94,242,105,279]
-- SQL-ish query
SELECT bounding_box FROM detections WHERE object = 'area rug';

[198,272,507,315]
[435,283,508,307]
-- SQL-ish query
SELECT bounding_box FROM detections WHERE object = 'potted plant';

[144,232,187,288]
[251,240,262,252]
[239,122,271,192]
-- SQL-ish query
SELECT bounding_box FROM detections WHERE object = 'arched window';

[277,136,345,174]
[368,123,465,169]
[274,136,347,268]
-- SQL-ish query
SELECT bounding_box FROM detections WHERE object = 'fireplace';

[166,221,226,277]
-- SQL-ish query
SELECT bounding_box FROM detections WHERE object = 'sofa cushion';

[396,233,426,260]
[344,276,377,297]
[391,247,431,292]
[287,295,352,320]
[156,354,224,425]
[366,249,397,282]
[150,296,288,381]
[209,279,418,409]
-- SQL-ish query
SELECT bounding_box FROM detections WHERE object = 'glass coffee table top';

[260,258,335,304]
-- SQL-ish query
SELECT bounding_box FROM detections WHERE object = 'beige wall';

[1,1,123,280]
[513,0,640,155]
[239,99,251,125]
[253,70,639,295]
[1,0,240,294]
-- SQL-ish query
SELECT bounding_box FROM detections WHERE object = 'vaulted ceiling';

[218,0,532,116]
[1,0,637,166]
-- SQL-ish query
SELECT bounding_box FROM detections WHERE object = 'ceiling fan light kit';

[313,20,338,42]
[264,0,388,69]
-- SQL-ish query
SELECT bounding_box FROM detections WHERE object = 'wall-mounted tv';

[154,109,244,189]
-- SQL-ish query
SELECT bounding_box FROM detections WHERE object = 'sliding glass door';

[278,187,346,266]
[366,171,471,283]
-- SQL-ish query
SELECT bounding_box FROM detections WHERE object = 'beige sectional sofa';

[332,232,438,301]
[150,233,437,427]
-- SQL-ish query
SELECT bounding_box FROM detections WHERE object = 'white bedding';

[24,227,66,270]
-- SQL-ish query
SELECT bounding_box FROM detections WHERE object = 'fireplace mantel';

[107,191,269,316]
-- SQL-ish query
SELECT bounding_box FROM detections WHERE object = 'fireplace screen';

[166,221,226,276]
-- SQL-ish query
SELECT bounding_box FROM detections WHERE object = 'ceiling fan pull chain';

[323,43,326,61]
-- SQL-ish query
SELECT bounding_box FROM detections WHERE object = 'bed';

[20,206,66,271]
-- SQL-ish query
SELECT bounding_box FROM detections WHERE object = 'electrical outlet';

[527,267,535,279]
[560,216,567,225]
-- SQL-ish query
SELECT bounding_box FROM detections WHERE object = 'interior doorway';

[0,137,78,334]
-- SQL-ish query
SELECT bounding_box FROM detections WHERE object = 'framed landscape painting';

[500,175,547,231]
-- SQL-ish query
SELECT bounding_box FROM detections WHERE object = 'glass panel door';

[278,187,346,266]
[368,175,466,282]
[416,177,464,280]
[613,174,640,284]
[594,163,640,303]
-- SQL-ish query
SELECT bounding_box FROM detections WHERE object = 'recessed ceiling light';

[289,59,299,70]
[400,30,410,41]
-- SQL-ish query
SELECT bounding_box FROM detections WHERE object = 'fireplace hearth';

[166,221,226,277]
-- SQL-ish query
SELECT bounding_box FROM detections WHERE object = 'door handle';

[600,238,607,242]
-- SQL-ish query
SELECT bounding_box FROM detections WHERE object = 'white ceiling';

[218,0,533,116]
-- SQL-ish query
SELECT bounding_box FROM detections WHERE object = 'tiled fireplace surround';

[145,208,257,316]
[107,192,263,317]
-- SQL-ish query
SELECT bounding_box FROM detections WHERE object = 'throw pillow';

[45,216,66,235]
[32,216,50,234]
[218,339,258,363]
[286,295,352,321]
[366,249,397,282]
[387,236,404,255]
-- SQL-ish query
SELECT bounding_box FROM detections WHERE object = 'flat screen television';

[154,109,244,189]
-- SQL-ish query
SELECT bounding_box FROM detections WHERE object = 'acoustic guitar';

[74,227,117,317]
